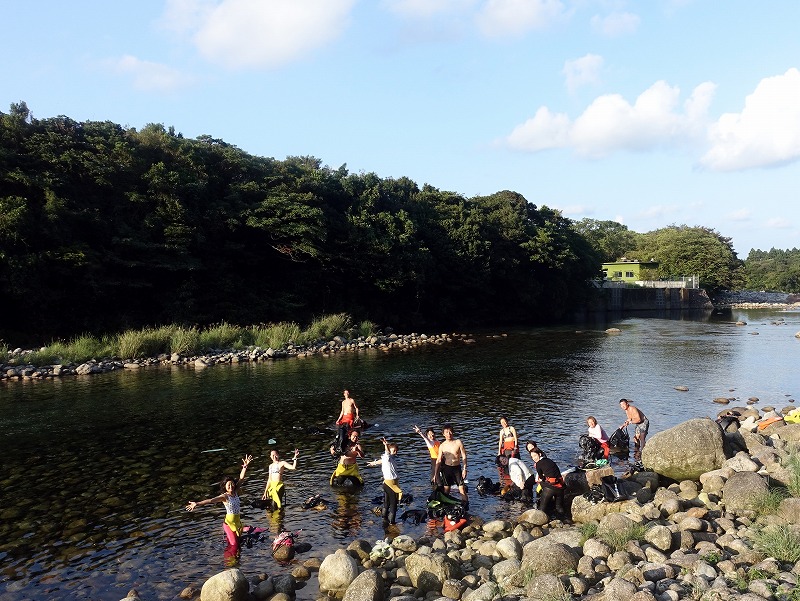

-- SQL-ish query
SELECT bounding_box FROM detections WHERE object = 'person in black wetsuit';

[528,446,565,518]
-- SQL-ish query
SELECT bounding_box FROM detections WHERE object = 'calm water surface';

[0,309,798,600]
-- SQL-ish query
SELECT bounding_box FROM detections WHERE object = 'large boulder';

[520,542,580,577]
[641,418,727,481]
[778,498,800,524]
[773,423,800,442]
[404,552,464,593]
[200,569,249,601]
[722,471,768,511]
[524,574,569,601]
[570,495,638,524]
[342,569,384,601]
[319,549,360,592]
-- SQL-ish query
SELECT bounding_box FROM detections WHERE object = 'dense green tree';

[0,103,610,340]
[629,225,745,291]
[572,218,638,263]
[744,248,800,292]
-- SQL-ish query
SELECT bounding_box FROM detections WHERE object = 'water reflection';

[330,491,363,537]
[0,309,797,600]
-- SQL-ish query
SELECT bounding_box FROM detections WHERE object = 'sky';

[2,0,799,257]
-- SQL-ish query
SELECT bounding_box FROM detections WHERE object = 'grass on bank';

[752,524,800,564]
[784,449,800,498]
[2,314,378,366]
[577,520,648,551]
[751,488,790,518]
[599,523,648,551]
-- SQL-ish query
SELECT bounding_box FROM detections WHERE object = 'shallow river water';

[0,308,798,601]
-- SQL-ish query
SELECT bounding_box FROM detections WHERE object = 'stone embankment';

[711,290,800,309]
[1,332,491,382]
[162,408,800,601]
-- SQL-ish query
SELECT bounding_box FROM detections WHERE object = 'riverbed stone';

[603,576,638,601]
[200,569,249,601]
[495,536,522,560]
[404,552,464,593]
[491,558,521,584]
[520,542,579,576]
[642,418,727,481]
[524,574,568,601]
[517,508,549,526]
[319,549,360,592]
[343,569,384,601]
[722,471,768,511]
[778,498,800,524]
[582,538,614,559]
[441,578,465,599]
[644,524,673,551]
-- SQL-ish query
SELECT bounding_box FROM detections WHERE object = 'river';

[0,308,797,601]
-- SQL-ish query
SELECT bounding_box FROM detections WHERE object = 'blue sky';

[3,0,799,256]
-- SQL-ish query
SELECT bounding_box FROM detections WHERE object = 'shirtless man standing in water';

[619,398,649,457]
[435,424,468,505]
[336,389,360,428]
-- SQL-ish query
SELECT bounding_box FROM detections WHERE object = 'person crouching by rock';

[528,446,565,518]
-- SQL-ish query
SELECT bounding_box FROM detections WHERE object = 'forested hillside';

[744,248,800,292]
[0,104,600,340]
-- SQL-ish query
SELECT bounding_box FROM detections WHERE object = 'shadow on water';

[0,308,797,600]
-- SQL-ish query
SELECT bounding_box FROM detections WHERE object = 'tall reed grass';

[300,313,353,344]
[2,313,374,366]
[248,322,302,349]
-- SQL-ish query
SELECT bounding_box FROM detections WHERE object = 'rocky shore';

[137,406,800,601]
[711,291,800,310]
[1,332,492,382]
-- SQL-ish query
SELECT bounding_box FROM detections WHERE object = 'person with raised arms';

[262,448,299,511]
[413,424,441,483]
[186,454,253,554]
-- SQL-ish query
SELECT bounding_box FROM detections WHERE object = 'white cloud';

[382,0,477,18]
[476,0,567,38]
[506,80,716,158]
[162,0,357,70]
[559,205,592,216]
[506,107,572,151]
[765,217,791,229]
[590,11,640,37]
[638,205,678,219]
[563,54,603,93]
[105,55,194,92]
[700,68,800,171]
[160,0,217,34]
[728,209,752,221]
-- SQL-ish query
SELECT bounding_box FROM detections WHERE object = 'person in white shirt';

[586,416,609,458]
[507,455,535,502]
[368,438,402,525]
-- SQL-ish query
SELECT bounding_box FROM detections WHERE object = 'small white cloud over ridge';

[700,68,800,171]
[106,55,194,92]
[164,0,357,70]
[506,80,716,158]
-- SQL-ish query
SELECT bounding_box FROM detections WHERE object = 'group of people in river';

[184,390,649,558]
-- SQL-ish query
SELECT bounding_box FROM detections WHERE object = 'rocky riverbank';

[0,332,493,382]
[711,290,800,310]
[152,406,800,601]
